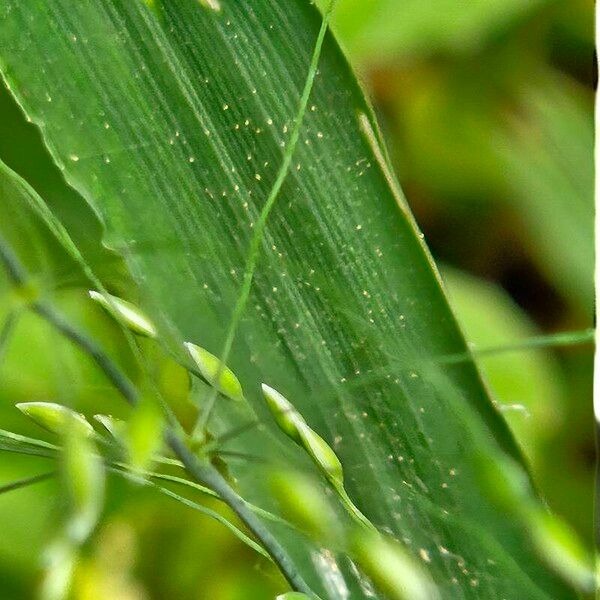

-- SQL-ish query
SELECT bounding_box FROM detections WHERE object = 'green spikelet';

[185,342,244,401]
[261,383,305,443]
[297,422,343,487]
[17,402,93,438]
[261,384,374,530]
[89,290,157,337]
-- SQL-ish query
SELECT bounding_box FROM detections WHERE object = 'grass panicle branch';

[0,231,317,596]
[166,431,314,594]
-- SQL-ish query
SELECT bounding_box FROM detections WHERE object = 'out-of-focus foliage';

[0,0,593,597]
[496,75,593,313]
[442,267,565,466]
[326,0,594,316]
[322,0,546,60]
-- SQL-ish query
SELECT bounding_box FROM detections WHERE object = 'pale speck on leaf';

[199,0,221,11]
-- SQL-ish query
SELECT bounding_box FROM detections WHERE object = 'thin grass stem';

[0,310,19,367]
[0,428,60,450]
[166,431,314,593]
[110,466,271,560]
[193,0,339,438]
[439,328,595,365]
[0,471,55,494]
[200,419,261,452]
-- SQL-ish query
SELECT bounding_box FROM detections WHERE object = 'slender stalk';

[0,428,59,450]
[142,470,287,525]
[110,466,272,560]
[193,0,338,438]
[0,444,56,459]
[0,234,27,285]
[33,302,139,405]
[166,431,314,595]
[439,328,595,365]
[0,471,55,494]
[200,418,261,453]
[0,310,19,365]
[334,484,376,532]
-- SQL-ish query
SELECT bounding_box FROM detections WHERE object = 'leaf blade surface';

[0,1,577,597]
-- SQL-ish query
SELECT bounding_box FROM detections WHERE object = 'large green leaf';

[0,1,579,598]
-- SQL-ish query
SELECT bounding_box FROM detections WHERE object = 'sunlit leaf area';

[0,0,594,598]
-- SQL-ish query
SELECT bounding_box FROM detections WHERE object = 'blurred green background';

[0,0,594,597]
